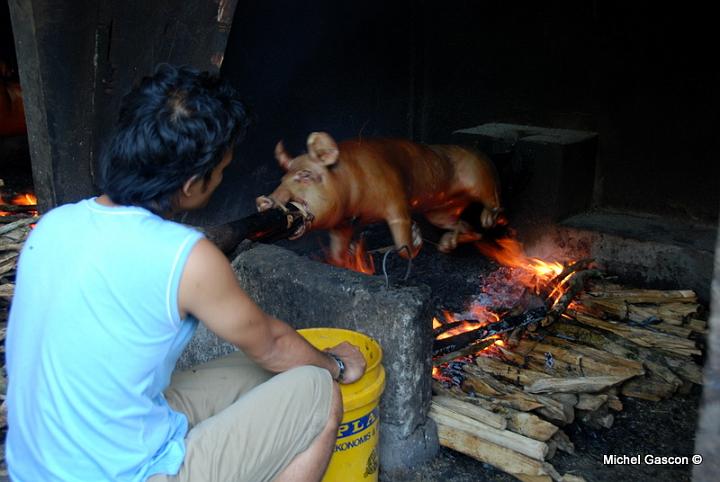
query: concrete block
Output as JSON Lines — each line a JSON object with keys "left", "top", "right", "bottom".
{"left": 453, "top": 123, "right": 598, "bottom": 227}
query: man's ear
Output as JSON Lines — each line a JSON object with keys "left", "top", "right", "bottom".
{"left": 181, "top": 174, "right": 202, "bottom": 197}
{"left": 307, "top": 132, "right": 339, "bottom": 166}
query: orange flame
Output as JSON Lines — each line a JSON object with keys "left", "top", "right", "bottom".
{"left": 433, "top": 309, "right": 497, "bottom": 340}
{"left": 432, "top": 237, "right": 580, "bottom": 383}
{"left": 0, "top": 191, "right": 39, "bottom": 217}
{"left": 326, "top": 239, "right": 375, "bottom": 274}
{"left": 12, "top": 193, "right": 37, "bottom": 205}
{"left": 476, "top": 237, "right": 564, "bottom": 293}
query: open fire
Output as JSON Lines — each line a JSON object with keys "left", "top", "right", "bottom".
{"left": 425, "top": 236, "right": 705, "bottom": 481}
{"left": 0, "top": 192, "right": 38, "bottom": 217}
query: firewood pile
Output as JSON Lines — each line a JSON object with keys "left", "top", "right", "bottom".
{"left": 429, "top": 261, "right": 706, "bottom": 482}
{"left": 0, "top": 214, "right": 38, "bottom": 436}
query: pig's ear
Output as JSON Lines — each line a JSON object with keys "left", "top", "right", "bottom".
{"left": 307, "top": 132, "right": 339, "bottom": 166}
{"left": 274, "top": 141, "right": 293, "bottom": 171}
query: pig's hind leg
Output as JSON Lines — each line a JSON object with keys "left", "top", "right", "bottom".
{"left": 424, "top": 207, "right": 482, "bottom": 253}
{"left": 385, "top": 214, "right": 423, "bottom": 259}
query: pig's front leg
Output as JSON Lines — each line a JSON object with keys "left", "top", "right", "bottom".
{"left": 328, "top": 226, "right": 354, "bottom": 266}
{"left": 386, "top": 213, "right": 423, "bottom": 259}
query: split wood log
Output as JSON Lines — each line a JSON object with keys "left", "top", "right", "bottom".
{"left": 539, "top": 258, "right": 595, "bottom": 301}
{"left": 620, "top": 371, "right": 677, "bottom": 401}
{"left": 432, "top": 395, "right": 507, "bottom": 430}
{"left": 525, "top": 375, "right": 633, "bottom": 394}
{"left": 545, "top": 439, "right": 557, "bottom": 460}
{"left": 433, "top": 382, "right": 559, "bottom": 441}
{"left": 543, "top": 269, "right": 603, "bottom": 327}
{"left": 585, "top": 288, "right": 697, "bottom": 304}
{"left": 433, "top": 307, "right": 547, "bottom": 357}
{"left": 432, "top": 338, "right": 496, "bottom": 366}
{"left": 539, "top": 336, "right": 646, "bottom": 377}
{"left": 0, "top": 204, "right": 37, "bottom": 214}
{"left": 513, "top": 339, "right": 645, "bottom": 379}
{"left": 0, "top": 214, "right": 36, "bottom": 224}
{"left": 430, "top": 402, "right": 550, "bottom": 460}
{"left": 0, "top": 241, "right": 23, "bottom": 252}
{"left": 506, "top": 411, "right": 560, "bottom": 443}
{"left": 433, "top": 319, "right": 485, "bottom": 338}
{"left": 433, "top": 420, "right": 560, "bottom": 481}
{"left": 560, "top": 475, "right": 586, "bottom": 482}
{"left": 577, "top": 405, "right": 614, "bottom": 429}
{"left": 571, "top": 312, "right": 701, "bottom": 357}
{"left": 0, "top": 258, "right": 17, "bottom": 277}
{"left": 461, "top": 367, "right": 571, "bottom": 424}
{"left": 473, "top": 354, "right": 551, "bottom": 386}
{"left": 461, "top": 369, "right": 544, "bottom": 412}
{"left": 663, "top": 355, "right": 703, "bottom": 385}
{"left": 686, "top": 318, "right": 708, "bottom": 335}
{"left": 550, "top": 430, "right": 575, "bottom": 455}
{"left": 548, "top": 393, "right": 578, "bottom": 408}
{"left": 0, "top": 217, "right": 36, "bottom": 236}
{"left": 606, "top": 394, "right": 623, "bottom": 411}
{"left": 0, "top": 283, "right": 13, "bottom": 299}
{"left": 545, "top": 394, "right": 577, "bottom": 425}
{"left": 581, "top": 298, "right": 699, "bottom": 331}
{"left": 517, "top": 476, "right": 555, "bottom": 482}
{"left": 548, "top": 321, "right": 685, "bottom": 388}
{"left": 576, "top": 393, "right": 608, "bottom": 411}
{"left": 495, "top": 344, "right": 529, "bottom": 365}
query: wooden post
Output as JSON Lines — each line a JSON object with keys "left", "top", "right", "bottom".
{"left": 694, "top": 226, "right": 720, "bottom": 481}
{"left": 7, "top": 0, "right": 239, "bottom": 211}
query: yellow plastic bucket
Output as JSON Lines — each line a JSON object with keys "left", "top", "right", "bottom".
{"left": 298, "top": 328, "right": 386, "bottom": 482}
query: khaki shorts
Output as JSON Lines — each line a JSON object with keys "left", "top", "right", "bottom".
{"left": 148, "top": 350, "right": 334, "bottom": 482}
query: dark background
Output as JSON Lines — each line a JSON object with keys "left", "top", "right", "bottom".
{"left": 2, "top": 0, "right": 718, "bottom": 226}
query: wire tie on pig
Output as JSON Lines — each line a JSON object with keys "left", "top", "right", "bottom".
{"left": 381, "top": 245, "right": 412, "bottom": 289}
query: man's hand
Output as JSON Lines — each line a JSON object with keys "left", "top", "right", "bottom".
{"left": 326, "top": 342, "right": 367, "bottom": 384}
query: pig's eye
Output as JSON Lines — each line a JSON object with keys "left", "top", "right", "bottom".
{"left": 294, "top": 169, "right": 316, "bottom": 183}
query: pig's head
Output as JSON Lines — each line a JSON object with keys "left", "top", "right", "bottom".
{"left": 256, "top": 132, "right": 344, "bottom": 239}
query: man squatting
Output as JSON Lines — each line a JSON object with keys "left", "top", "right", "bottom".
{"left": 6, "top": 64, "right": 367, "bottom": 481}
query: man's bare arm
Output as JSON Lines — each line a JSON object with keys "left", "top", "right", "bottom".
{"left": 178, "top": 238, "right": 365, "bottom": 382}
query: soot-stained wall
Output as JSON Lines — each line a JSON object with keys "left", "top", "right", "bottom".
{"left": 415, "top": 1, "right": 718, "bottom": 224}
{"left": 183, "top": 0, "right": 419, "bottom": 225}
{"left": 189, "top": 0, "right": 717, "bottom": 228}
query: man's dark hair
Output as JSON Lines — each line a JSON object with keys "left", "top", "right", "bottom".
{"left": 99, "top": 64, "right": 249, "bottom": 214}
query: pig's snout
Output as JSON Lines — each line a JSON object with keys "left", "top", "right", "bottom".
{"left": 256, "top": 195, "right": 276, "bottom": 212}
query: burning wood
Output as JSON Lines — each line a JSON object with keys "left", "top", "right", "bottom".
{"left": 433, "top": 307, "right": 547, "bottom": 357}
{"left": 429, "top": 236, "right": 707, "bottom": 481}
